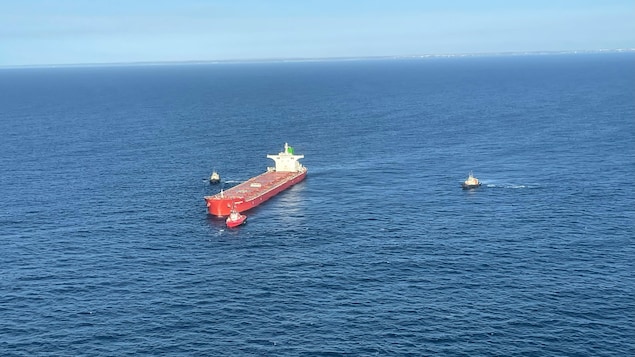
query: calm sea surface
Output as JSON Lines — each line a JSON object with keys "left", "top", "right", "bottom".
{"left": 1, "top": 53, "right": 634, "bottom": 356}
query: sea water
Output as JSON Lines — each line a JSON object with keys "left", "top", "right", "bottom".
{"left": 1, "top": 53, "right": 634, "bottom": 355}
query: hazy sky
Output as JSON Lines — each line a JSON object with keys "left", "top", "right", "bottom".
{"left": 1, "top": 0, "right": 634, "bottom": 66}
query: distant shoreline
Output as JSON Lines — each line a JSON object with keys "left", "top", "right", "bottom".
{"left": 2, "top": 48, "right": 634, "bottom": 70}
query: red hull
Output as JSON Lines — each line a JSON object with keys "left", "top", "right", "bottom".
{"left": 226, "top": 214, "right": 247, "bottom": 228}
{"left": 204, "top": 168, "right": 307, "bottom": 217}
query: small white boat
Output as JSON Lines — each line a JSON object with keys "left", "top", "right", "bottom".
{"left": 462, "top": 171, "right": 482, "bottom": 189}
{"left": 209, "top": 170, "right": 220, "bottom": 184}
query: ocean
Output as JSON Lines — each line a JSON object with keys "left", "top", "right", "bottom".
{"left": 1, "top": 53, "right": 634, "bottom": 356}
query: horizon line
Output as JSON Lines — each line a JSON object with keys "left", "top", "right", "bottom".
{"left": 2, "top": 48, "right": 634, "bottom": 70}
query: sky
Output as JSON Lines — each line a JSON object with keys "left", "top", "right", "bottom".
{"left": 1, "top": 0, "right": 634, "bottom": 66}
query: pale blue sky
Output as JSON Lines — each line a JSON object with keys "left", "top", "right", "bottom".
{"left": 1, "top": 0, "right": 634, "bottom": 66}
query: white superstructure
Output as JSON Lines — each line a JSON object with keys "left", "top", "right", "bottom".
{"left": 267, "top": 143, "right": 305, "bottom": 172}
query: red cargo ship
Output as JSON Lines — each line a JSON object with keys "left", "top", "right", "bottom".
{"left": 204, "top": 143, "right": 307, "bottom": 217}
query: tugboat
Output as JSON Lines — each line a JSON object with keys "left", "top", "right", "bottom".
{"left": 209, "top": 170, "right": 220, "bottom": 184}
{"left": 462, "top": 171, "right": 482, "bottom": 189}
{"left": 225, "top": 208, "right": 247, "bottom": 228}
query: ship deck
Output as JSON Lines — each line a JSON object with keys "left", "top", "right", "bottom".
{"left": 206, "top": 169, "right": 305, "bottom": 202}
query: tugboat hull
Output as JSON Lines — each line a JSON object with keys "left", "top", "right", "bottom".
{"left": 226, "top": 213, "right": 247, "bottom": 228}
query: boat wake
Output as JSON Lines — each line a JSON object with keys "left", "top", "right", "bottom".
{"left": 485, "top": 183, "right": 534, "bottom": 189}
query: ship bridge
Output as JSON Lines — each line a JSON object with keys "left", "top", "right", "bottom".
{"left": 267, "top": 143, "right": 305, "bottom": 172}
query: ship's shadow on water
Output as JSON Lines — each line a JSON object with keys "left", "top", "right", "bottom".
{"left": 204, "top": 214, "right": 226, "bottom": 227}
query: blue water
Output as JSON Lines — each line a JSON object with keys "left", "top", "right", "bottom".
{"left": 1, "top": 53, "right": 634, "bottom": 356}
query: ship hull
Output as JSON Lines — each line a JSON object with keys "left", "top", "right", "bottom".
{"left": 204, "top": 169, "right": 307, "bottom": 216}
